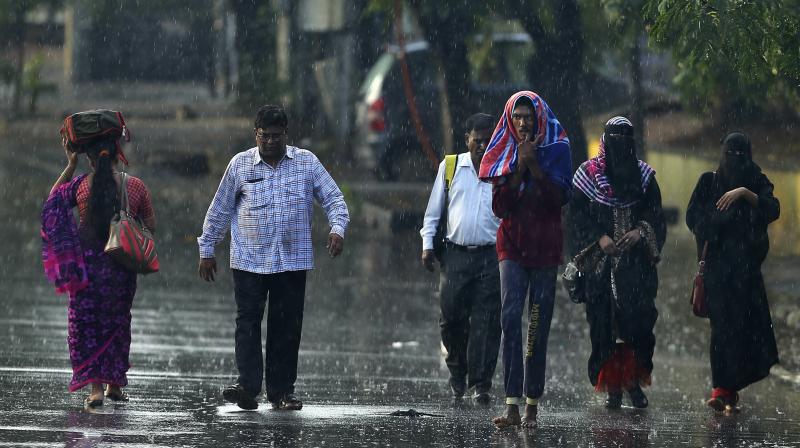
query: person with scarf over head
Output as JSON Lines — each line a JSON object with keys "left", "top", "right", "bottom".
{"left": 686, "top": 132, "right": 780, "bottom": 414}
{"left": 569, "top": 117, "right": 666, "bottom": 409}
{"left": 479, "top": 91, "right": 572, "bottom": 428}
{"left": 42, "top": 126, "right": 155, "bottom": 408}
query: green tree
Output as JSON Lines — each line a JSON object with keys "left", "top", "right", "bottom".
{"left": 0, "top": 0, "right": 62, "bottom": 115}
{"left": 644, "top": 0, "right": 800, "bottom": 124}
{"left": 22, "top": 52, "right": 57, "bottom": 114}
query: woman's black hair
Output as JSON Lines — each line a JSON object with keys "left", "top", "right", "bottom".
{"left": 84, "top": 137, "right": 119, "bottom": 241}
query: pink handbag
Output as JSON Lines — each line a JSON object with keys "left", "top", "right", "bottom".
{"left": 104, "top": 173, "right": 159, "bottom": 274}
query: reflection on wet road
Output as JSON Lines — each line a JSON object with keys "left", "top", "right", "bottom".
{"left": 1, "top": 136, "right": 799, "bottom": 447}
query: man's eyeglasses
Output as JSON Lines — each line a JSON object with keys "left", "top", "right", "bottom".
{"left": 255, "top": 131, "right": 284, "bottom": 142}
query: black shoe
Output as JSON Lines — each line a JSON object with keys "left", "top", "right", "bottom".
{"left": 627, "top": 386, "right": 648, "bottom": 408}
{"left": 449, "top": 378, "right": 466, "bottom": 399}
{"left": 605, "top": 392, "right": 623, "bottom": 409}
{"left": 223, "top": 383, "right": 258, "bottom": 410}
{"left": 272, "top": 393, "right": 303, "bottom": 411}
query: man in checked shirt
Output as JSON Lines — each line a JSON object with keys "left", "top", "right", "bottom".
{"left": 197, "top": 105, "right": 349, "bottom": 411}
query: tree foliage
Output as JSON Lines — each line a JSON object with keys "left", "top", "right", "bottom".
{"left": 644, "top": 0, "right": 800, "bottom": 121}
{"left": 0, "top": 0, "right": 63, "bottom": 114}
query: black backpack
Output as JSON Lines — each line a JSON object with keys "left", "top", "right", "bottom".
{"left": 60, "top": 109, "right": 130, "bottom": 151}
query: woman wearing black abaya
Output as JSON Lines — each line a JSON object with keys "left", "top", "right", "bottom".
{"left": 686, "top": 132, "right": 780, "bottom": 414}
{"left": 569, "top": 117, "right": 666, "bottom": 409}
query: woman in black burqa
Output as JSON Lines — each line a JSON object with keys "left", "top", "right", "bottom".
{"left": 569, "top": 117, "right": 666, "bottom": 409}
{"left": 686, "top": 131, "right": 780, "bottom": 414}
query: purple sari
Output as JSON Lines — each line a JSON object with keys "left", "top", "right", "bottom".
{"left": 42, "top": 175, "right": 137, "bottom": 392}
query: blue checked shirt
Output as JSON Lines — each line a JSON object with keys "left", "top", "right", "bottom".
{"left": 198, "top": 146, "right": 349, "bottom": 274}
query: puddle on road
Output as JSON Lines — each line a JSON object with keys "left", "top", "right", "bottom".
{"left": 216, "top": 403, "right": 439, "bottom": 420}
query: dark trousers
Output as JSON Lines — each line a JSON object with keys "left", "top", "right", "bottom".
{"left": 232, "top": 269, "right": 306, "bottom": 403}
{"left": 439, "top": 247, "right": 501, "bottom": 393}
{"left": 499, "top": 260, "right": 557, "bottom": 402}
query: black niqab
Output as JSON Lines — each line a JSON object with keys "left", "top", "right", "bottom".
{"left": 718, "top": 132, "right": 758, "bottom": 189}
{"left": 604, "top": 122, "right": 641, "bottom": 203}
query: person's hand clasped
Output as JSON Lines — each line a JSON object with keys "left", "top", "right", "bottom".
{"left": 517, "top": 133, "right": 544, "bottom": 171}
{"left": 198, "top": 257, "right": 217, "bottom": 282}
{"left": 616, "top": 229, "right": 641, "bottom": 252}
{"left": 599, "top": 235, "right": 619, "bottom": 256}
{"left": 421, "top": 249, "right": 436, "bottom": 272}
{"left": 327, "top": 233, "right": 344, "bottom": 258}
{"left": 716, "top": 187, "right": 748, "bottom": 211}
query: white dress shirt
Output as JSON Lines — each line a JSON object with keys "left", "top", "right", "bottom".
{"left": 420, "top": 152, "right": 501, "bottom": 250}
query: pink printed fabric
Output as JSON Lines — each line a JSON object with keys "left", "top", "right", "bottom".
{"left": 478, "top": 91, "right": 572, "bottom": 190}
{"left": 41, "top": 174, "right": 89, "bottom": 295}
{"left": 42, "top": 173, "right": 137, "bottom": 391}
{"left": 67, "top": 236, "right": 136, "bottom": 392}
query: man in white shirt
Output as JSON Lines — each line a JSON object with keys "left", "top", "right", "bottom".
{"left": 420, "top": 113, "right": 502, "bottom": 403}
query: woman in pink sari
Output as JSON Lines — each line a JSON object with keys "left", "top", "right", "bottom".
{"left": 42, "top": 132, "right": 155, "bottom": 407}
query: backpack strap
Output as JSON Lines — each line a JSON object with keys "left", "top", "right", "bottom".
{"left": 435, "top": 154, "right": 459, "bottom": 251}
{"left": 444, "top": 154, "right": 458, "bottom": 191}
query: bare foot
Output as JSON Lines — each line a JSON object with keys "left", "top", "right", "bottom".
{"left": 493, "top": 404, "right": 521, "bottom": 429}
{"left": 105, "top": 385, "right": 129, "bottom": 402}
{"left": 85, "top": 383, "right": 104, "bottom": 407}
{"left": 89, "top": 383, "right": 103, "bottom": 401}
{"left": 521, "top": 404, "right": 537, "bottom": 428}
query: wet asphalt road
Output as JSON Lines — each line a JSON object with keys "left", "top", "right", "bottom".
{"left": 1, "top": 125, "right": 799, "bottom": 447}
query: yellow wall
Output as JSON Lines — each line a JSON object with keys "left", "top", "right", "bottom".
{"left": 647, "top": 152, "right": 800, "bottom": 257}
{"left": 579, "top": 140, "right": 799, "bottom": 256}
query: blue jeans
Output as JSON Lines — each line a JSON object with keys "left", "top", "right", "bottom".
{"left": 499, "top": 260, "right": 557, "bottom": 403}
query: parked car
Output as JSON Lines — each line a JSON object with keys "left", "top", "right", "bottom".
{"left": 354, "top": 34, "right": 534, "bottom": 180}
